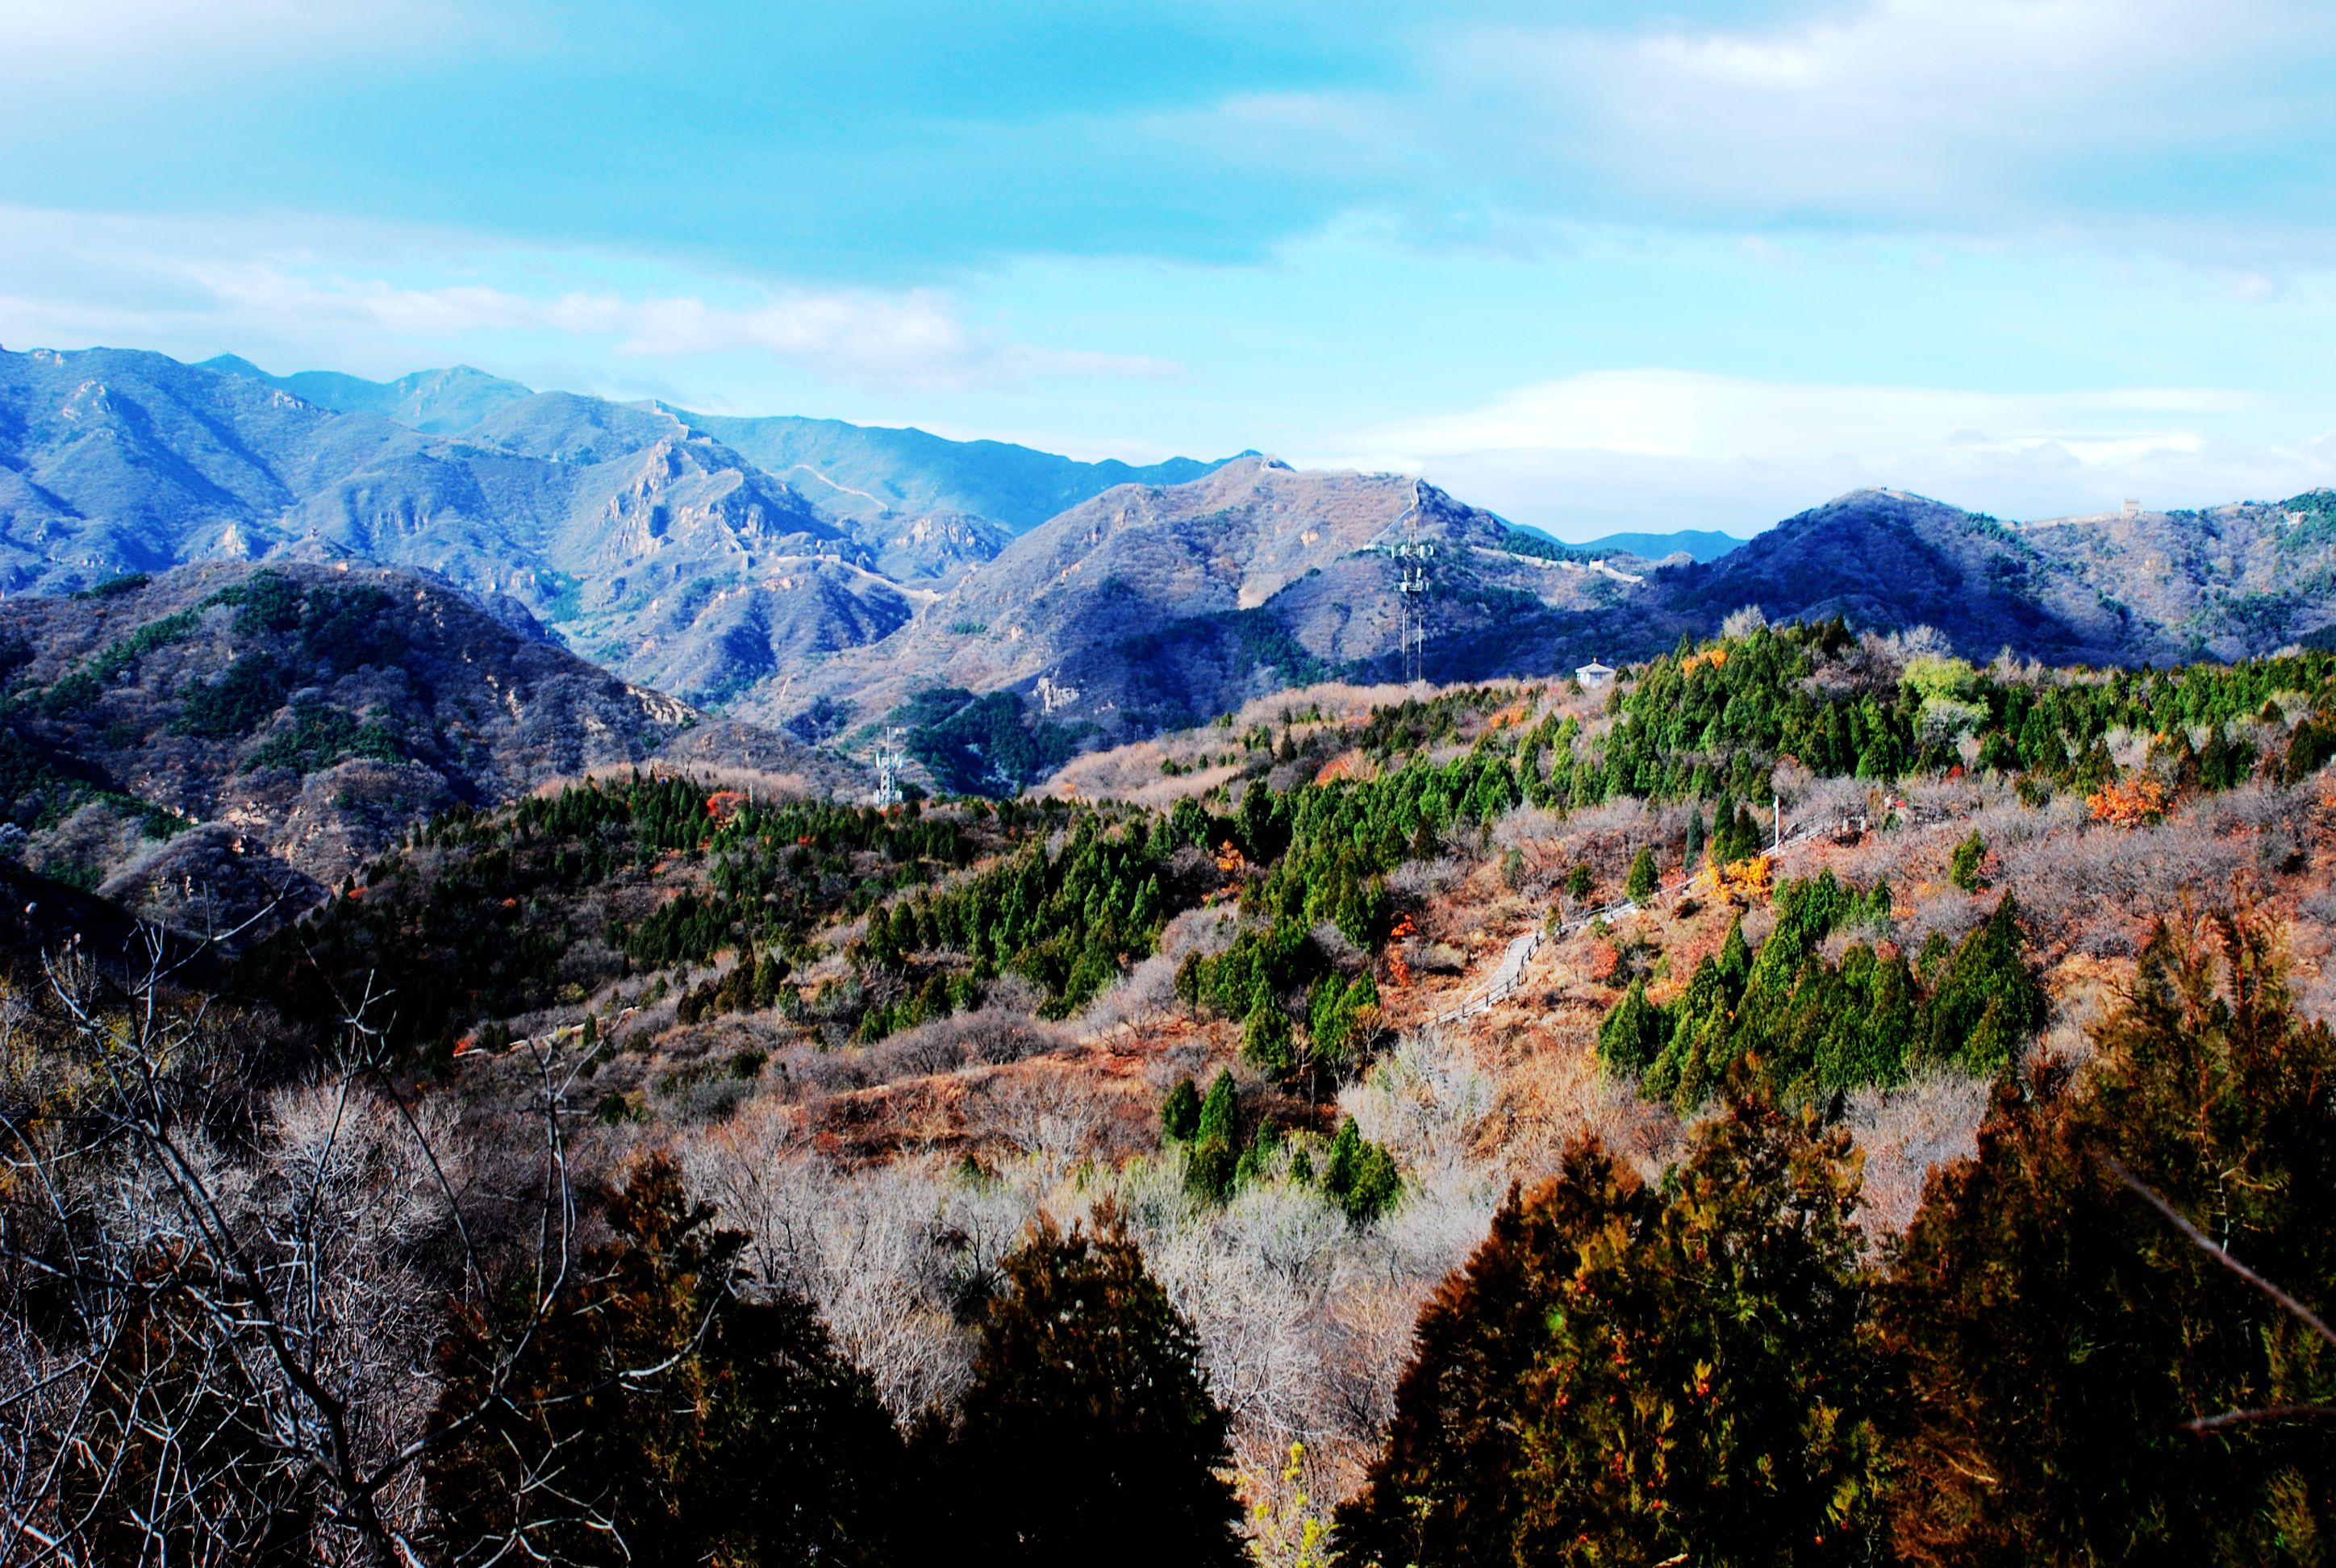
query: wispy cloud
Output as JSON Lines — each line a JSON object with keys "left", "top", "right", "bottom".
{"left": 1508, "top": 0, "right": 2332, "bottom": 237}
{"left": 0, "top": 206, "right": 1173, "bottom": 392}
{"left": 1362, "top": 371, "right": 2254, "bottom": 465}
{"left": 1330, "top": 369, "right": 2336, "bottom": 536}
{"left": 1182, "top": 0, "right": 2336, "bottom": 260}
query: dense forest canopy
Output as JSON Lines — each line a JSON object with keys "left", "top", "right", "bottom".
{"left": 8, "top": 615, "right": 2335, "bottom": 1562}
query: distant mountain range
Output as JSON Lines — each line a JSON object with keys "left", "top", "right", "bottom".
{"left": 1571, "top": 528, "right": 1748, "bottom": 564}
{"left": 764, "top": 457, "right": 1657, "bottom": 786}
{"left": 768, "top": 469, "right": 2336, "bottom": 785}
{"left": 4, "top": 342, "right": 2334, "bottom": 796}
{"left": 200, "top": 352, "right": 1232, "bottom": 531}
{"left": 198, "top": 356, "right": 536, "bottom": 433}
{"left": 0, "top": 345, "right": 1237, "bottom": 705}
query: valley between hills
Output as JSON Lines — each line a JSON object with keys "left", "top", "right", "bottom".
{"left": 4, "top": 344, "right": 2336, "bottom": 1563}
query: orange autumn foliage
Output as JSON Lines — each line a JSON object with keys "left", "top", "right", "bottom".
{"left": 2085, "top": 774, "right": 2171, "bottom": 827}
{"left": 1313, "top": 749, "right": 1374, "bottom": 786}
{"left": 1384, "top": 914, "right": 1418, "bottom": 988}
{"left": 1692, "top": 854, "right": 1772, "bottom": 902}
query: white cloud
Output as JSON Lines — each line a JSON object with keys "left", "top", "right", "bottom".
{"left": 0, "top": 205, "right": 1170, "bottom": 393}
{"left": 1193, "top": 0, "right": 2336, "bottom": 255}
{"left": 1523, "top": 0, "right": 2285, "bottom": 223}
{"left": 1363, "top": 371, "right": 2250, "bottom": 465}
{"left": 1327, "top": 369, "right": 2336, "bottom": 536}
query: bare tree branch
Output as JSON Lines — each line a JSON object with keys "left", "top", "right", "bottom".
{"left": 2102, "top": 1153, "right": 2336, "bottom": 1437}
{"left": 2102, "top": 1155, "right": 2336, "bottom": 1349}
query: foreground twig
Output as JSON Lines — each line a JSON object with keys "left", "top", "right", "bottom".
{"left": 2103, "top": 1154, "right": 2336, "bottom": 1433}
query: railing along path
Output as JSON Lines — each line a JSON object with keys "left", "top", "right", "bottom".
{"left": 1428, "top": 803, "right": 1900, "bottom": 1025}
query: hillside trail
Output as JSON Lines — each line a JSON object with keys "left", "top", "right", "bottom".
{"left": 1428, "top": 798, "right": 1925, "bottom": 1025}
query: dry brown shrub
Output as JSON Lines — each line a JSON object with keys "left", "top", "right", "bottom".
{"left": 1998, "top": 820, "right": 2244, "bottom": 955}
{"left": 1482, "top": 1028, "right": 1681, "bottom": 1182}
{"left": 1897, "top": 882, "right": 1987, "bottom": 953}
{"left": 1159, "top": 903, "right": 1241, "bottom": 964}
{"left": 560, "top": 760, "right": 821, "bottom": 803}
{"left": 2192, "top": 778, "right": 2317, "bottom": 840}
{"left": 962, "top": 1066, "right": 1122, "bottom": 1175}
{"left": 1074, "top": 951, "right": 1183, "bottom": 1035}
{"left": 1845, "top": 1071, "right": 1990, "bottom": 1234}
{"left": 1490, "top": 804, "right": 1565, "bottom": 853}
{"left": 1903, "top": 771, "right": 1988, "bottom": 818}
{"left": 865, "top": 1007, "right": 1073, "bottom": 1082}
{"left": 1387, "top": 855, "right": 1466, "bottom": 899}
{"left": 1794, "top": 775, "right": 1868, "bottom": 827}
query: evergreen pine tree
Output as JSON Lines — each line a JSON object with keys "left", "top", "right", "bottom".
{"left": 426, "top": 1157, "right": 903, "bottom": 1567}
{"left": 1597, "top": 978, "right": 1668, "bottom": 1072}
{"left": 1920, "top": 895, "right": 2046, "bottom": 1073}
{"left": 1241, "top": 999, "right": 1295, "bottom": 1077}
{"left": 922, "top": 1208, "right": 1245, "bottom": 1568}
{"left": 1949, "top": 830, "right": 1987, "bottom": 891}
{"left": 1159, "top": 1076, "right": 1201, "bottom": 1141}
{"left": 1187, "top": 1071, "right": 1242, "bottom": 1202}
{"left": 1625, "top": 845, "right": 1657, "bottom": 903}
{"left": 1885, "top": 910, "right": 2336, "bottom": 1563}
{"left": 1322, "top": 1116, "right": 1401, "bottom": 1225}
{"left": 1340, "top": 1100, "right": 1885, "bottom": 1566}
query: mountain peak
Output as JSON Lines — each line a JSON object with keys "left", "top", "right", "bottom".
{"left": 196, "top": 352, "right": 271, "bottom": 379}
{"left": 1816, "top": 486, "right": 1963, "bottom": 513}
{"left": 194, "top": 353, "right": 536, "bottom": 432}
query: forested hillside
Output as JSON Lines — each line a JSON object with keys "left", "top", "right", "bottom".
{"left": 7, "top": 609, "right": 2332, "bottom": 1561}
{"left": 0, "top": 561, "right": 723, "bottom": 926}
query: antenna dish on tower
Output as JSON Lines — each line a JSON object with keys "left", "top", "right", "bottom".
{"left": 1390, "top": 479, "right": 1433, "bottom": 686}
{"left": 869, "top": 727, "right": 907, "bottom": 808}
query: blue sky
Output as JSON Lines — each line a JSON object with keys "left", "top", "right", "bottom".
{"left": 3, "top": 0, "right": 2334, "bottom": 536}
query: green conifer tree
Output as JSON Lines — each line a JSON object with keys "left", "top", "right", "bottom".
{"left": 1159, "top": 1076, "right": 1201, "bottom": 1141}
{"left": 1242, "top": 999, "right": 1295, "bottom": 1077}
{"left": 1885, "top": 911, "right": 2336, "bottom": 1562}
{"left": 923, "top": 1209, "right": 1245, "bottom": 1568}
{"left": 1625, "top": 845, "right": 1658, "bottom": 903}
{"left": 1949, "top": 829, "right": 1987, "bottom": 891}
{"left": 1322, "top": 1116, "right": 1401, "bottom": 1225}
{"left": 1339, "top": 1099, "right": 1885, "bottom": 1566}
{"left": 425, "top": 1157, "right": 903, "bottom": 1567}
{"left": 1597, "top": 978, "right": 1668, "bottom": 1072}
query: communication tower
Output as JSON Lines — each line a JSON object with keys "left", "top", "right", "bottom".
{"left": 1392, "top": 481, "right": 1433, "bottom": 686}
{"left": 869, "top": 727, "right": 907, "bottom": 809}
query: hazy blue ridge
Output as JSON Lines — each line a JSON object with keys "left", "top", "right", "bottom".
{"left": 192, "top": 349, "right": 1245, "bottom": 533}
{"left": 678, "top": 408, "right": 1246, "bottom": 532}
{"left": 198, "top": 355, "right": 536, "bottom": 433}
{"left": 1572, "top": 529, "right": 1750, "bottom": 564}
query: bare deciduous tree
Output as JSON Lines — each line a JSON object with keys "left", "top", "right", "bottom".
{"left": 0, "top": 928, "right": 624, "bottom": 1567}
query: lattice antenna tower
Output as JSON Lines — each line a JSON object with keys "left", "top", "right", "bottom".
{"left": 869, "top": 727, "right": 907, "bottom": 809}
{"left": 1393, "top": 479, "right": 1433, "bottom": 686}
